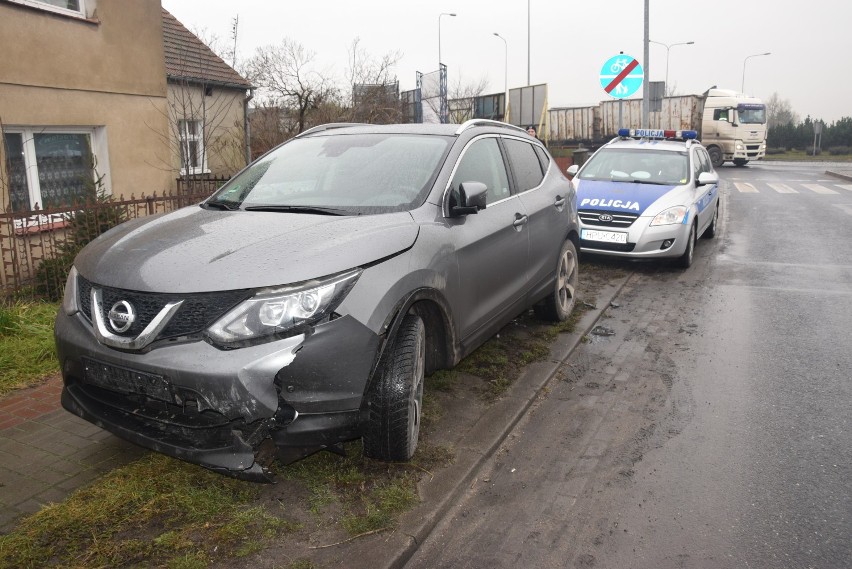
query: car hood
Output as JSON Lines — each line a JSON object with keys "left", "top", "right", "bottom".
{"left": 75, "top": 207, "right": 419, "bottom": 292}
{"left": 576, "top": 179, "right": 681, "bottom": 215}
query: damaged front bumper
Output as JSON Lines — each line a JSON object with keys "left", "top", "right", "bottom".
{"left": 55, "top": 309, "right": 380, "bottom": 482}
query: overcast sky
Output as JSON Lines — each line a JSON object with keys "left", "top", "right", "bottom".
{"left": 162, "top": 0, "right": 849, "bottom": 123}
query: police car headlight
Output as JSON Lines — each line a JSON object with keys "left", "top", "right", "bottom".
{"left": 650, "top": 206, "right": 688, "bottom": 226}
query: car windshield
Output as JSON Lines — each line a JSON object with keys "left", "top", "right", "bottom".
{"left": 207, "top": 133, "right": 452, "bottom": 214}
{"left": 737, "top": 105, "right": 766, "bottom": 124}
{"left": 578, "top": 148, "right": 689, "bottom": 186}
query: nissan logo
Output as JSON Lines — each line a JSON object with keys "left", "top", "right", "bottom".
{"left": 599, "top": 214, "right": 614, "bottom": 222}
{"left": 107, "top": 301, "right": 136, "bottom": 333}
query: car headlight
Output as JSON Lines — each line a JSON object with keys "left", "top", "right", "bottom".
{"left": 736, "top": 143, "right": 744, "bottom": 150}
{"left": 650, "top": 206, "right": 689, "bottom": 226}
{"left": 206, "top": 268, "right": 361, "bottom": 347}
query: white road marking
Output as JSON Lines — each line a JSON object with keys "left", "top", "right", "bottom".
{"left": 802, "top": 184, "right": 839, "bottom": 194}
{"left": 767, "top": 183, "right": 798, "bottom": 194}
{"left": 734, "top": 182, "right": 759, "bottom": 193}
{"left": 835, "top": 184, "right": 852, "bottom": 192}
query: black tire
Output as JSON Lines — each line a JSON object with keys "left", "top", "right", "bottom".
{"left": 534, "top": 239, "right": 578, "bottom": 322}
{"left": 702, "top": 204, "right": 719, "bottom": 239}
{"left": 733, "top": 158, "right": 749, "bottom": 166}
{"left": 676, "top": 223, "right": 696, "bottom": 269}
{"left": 708, "top": 146, "right": 723, "bottom": 168}
{"left": 363, "top": 313, "right": 425, "bottom": 461}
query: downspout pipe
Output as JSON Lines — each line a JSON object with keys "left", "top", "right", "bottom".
{"left": 244, "top": 87, "right": 255, "bottom": 165}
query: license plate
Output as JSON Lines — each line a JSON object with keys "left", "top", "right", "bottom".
{"left": 82, "top": 358, "right": 173, "bottom": 403}
{"left": 582, "top": 228, "right": 628, "bottom": 244}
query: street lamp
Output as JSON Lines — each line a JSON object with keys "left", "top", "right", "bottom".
{"left": 649, "top": 40, "right": 694, "bottom": 96}
{"left": 493, "top": 33, "right": 508, "bottom": 108}
{"left": 741, "top": 52, "right": 771, "bottom": 93}
{"left": 438, "top": 12, "right": 456, "bottom": 66}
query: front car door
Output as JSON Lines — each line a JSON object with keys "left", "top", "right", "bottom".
{"left": 445, "top": 136, "right": 531, "bottom": 347}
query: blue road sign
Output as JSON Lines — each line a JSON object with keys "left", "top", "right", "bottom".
{"left": 600, "top": 54, "right": 644, "bottom": 99}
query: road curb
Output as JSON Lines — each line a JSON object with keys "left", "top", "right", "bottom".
{"left": 377, "top": 273, "right": 634, "bottom": 569}
{"left": 825, "top": 169, "right": 852, "bottom": 182}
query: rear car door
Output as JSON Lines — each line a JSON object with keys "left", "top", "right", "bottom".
{"left": 503, "top": 137, "right": 568, "bottom": 295}
{"left": 447, "top": 136, "right": 531, "bottom": 345}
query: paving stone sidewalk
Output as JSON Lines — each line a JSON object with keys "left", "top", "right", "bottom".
{"left": 0, "top": 376, "right": 144, "bottom": 532}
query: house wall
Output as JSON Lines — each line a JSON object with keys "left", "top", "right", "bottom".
{"left": 0, "top": 0, "right": 173, "bottom": 200}
{"left": 166, "top": 82, "right": 248, "bottom": 178}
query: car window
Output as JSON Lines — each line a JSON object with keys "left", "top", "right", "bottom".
{"left": 579, "top": 148, "right": 688, "bottom": 185}
{"left": 209, "top": 134, "right": 451, "bottom": 214}
{"left": 450, "top": 137, "right": 511, "bottom": 205}
{"left": 504, "top": 138, "right": 545, "bottom": 192}
{"left": 533, "top": 145, "right": 551, "bottom": 174}
{"left": 696, "top": 148, "right": 712, "bottom": 174}
{"left": 692, "top": 148, "right": 702, "bottom": 181}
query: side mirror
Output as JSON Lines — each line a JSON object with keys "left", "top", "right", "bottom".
{"left": 566, "top": 164, "right": 579, "bottom": 178}
{"left": 451, "top": 181, "right": 488, "bottom": 216}
{"left": 697, "top": 171, "right": 719, "bottom": 186}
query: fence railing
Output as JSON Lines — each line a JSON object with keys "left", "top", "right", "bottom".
{"left": 1, "top": 186, "right": 222, "bottom": 301}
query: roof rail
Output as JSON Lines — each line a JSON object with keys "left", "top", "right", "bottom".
{"left": 455, "top": 119, "right": 527, "bottom": 135}
{"left": 295, "top": 123, "right": 370, "bottom": 138}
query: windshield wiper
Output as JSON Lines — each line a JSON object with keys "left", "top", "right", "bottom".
{"left": 202, "top": 200, "right": 240, "bottom": 210}
{"left": 243, "top": 205, "right": 352, "bottom": 216}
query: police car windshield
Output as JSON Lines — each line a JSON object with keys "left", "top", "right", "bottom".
{"left": 579, "top": 148, "right": 688, "bottom": 186}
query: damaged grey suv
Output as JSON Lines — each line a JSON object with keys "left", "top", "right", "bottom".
{"left": 55, "top": 120, "right": 580, "bottom": 481}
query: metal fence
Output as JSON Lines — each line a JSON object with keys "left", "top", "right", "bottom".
{"left": 1, "top": 185, "right": 222, "bottom": 301}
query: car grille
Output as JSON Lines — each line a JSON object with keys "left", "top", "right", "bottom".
{"left": 78, "top": 275, "right": 251, "bottom": 341}
{"left": 579, "top": 209, "right": 640, "bottom": 228}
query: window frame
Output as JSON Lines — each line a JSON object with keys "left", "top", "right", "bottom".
{"left": 6, "top": 0, "right": 89, "bottom": 19}
{"left": 178, "top": 119, "right": 208, "bottom": 176}
{"left": 2, "top": 126, "right": 110, "bottom": 229}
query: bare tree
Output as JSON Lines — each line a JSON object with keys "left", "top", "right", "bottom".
{"left": 447, "top": 74, "right": 489, "bottom": 123}
{"left": 247, "top": 39, "right": 339, "bottom": 135}
{"left": 765, "top": 92, "right": 800, "bottom": 129}
{"left": 346, "top": 38, "right": 403, "bottom": 124}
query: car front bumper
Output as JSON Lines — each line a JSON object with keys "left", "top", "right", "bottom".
{"left": 579, "top": 217, "right": 692, "bottom": 259}
{"left": 55, "top": 309, "right": 380, "bottom": 481}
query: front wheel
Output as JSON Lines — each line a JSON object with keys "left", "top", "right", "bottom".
{"left": 733, "top": 158, "right": 749, "bottom": 166}
{"left": 363, "top": 313, "right": 425, "bottom": 461}
{"left": 708, "top": 146, "right": 723, "bottom": 168}
{"left": 534, "top": 239, "right": 578, "bottom": 322}
{"left": 702, "top": 205, "right": 719, "bottom": 239}
{"left": 676, "top": 223, "right": 696, "bottom": 269}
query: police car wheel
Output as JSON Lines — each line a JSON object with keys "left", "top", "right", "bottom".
{"left": 702, "top": 206, "right": 719, "bottom": 239}
{"left": 676, "top": 223, "right": 696, "bottom": 268}
{"left": 534, "top": 239, "right": 578, "bottom": 322}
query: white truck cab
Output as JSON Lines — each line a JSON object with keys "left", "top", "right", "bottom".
{"left": 700, "top": 88, "right": 767, "bottom": 167}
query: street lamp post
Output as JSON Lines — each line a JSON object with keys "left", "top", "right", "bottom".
{"left": 741, "top": 52, "right": 771, "bottom": 93}
{"left": 493, "top": 33, "right": 508, "bottom": 116}
{"left": 438, "top": 12, "right": 456, "bottom": 66}
{"left": 649, "top": 40, "right": 694, "bottom": 96}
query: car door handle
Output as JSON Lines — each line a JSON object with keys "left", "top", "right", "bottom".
{"left": 554, "top": 195, "right": 566, "bottom": 209}
{"left": 512, "top": 213, "right": 528, "bottom": 228}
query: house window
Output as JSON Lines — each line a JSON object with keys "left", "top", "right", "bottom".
{"left": 178, "top": 119, "right": 207, "bottom": 175}
{"left": 3, "top": 127, "right": 108, "bottom": 213}
{"left": 7, "top": 0, "right": 88, "bottom": 18}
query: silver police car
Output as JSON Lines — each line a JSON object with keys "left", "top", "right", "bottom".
{"left": 567, "top": 129, "right": 720, "bottom": 268}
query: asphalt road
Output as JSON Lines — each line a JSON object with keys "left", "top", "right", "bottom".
{"left": 405, "top": 162, "right": 852, "bottom": 569}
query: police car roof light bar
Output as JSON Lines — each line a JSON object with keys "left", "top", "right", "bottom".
{"left": 617, "top": 128, "right": 698, "bottom": 141}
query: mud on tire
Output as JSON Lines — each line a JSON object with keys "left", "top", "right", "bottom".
{"left": 363, "top": 313, "right": 426, "bottom": 461}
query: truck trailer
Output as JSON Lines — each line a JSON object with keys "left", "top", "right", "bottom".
{"left": 549, "top": 88, "right": 768, "bottom": 167}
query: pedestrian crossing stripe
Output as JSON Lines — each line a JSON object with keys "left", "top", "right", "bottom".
{"left": 734, "top": 182, "right": 758, "bottom": 193}
{"left": 802, "top": 184, "right": 839, "bottom": 195}
{"left": 767, "top": 183, "right": 797, "bottom": 193}
{"left": 732, "top": 182, "right": 851, "bottom": 194}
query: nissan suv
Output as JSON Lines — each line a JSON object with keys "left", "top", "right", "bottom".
{"left": 55, "top": 120, "right": 580, "bottom": 481}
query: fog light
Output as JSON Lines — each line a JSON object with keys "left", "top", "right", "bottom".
{"left": 661, "top": 239, "right": 674, "bottom": 250}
